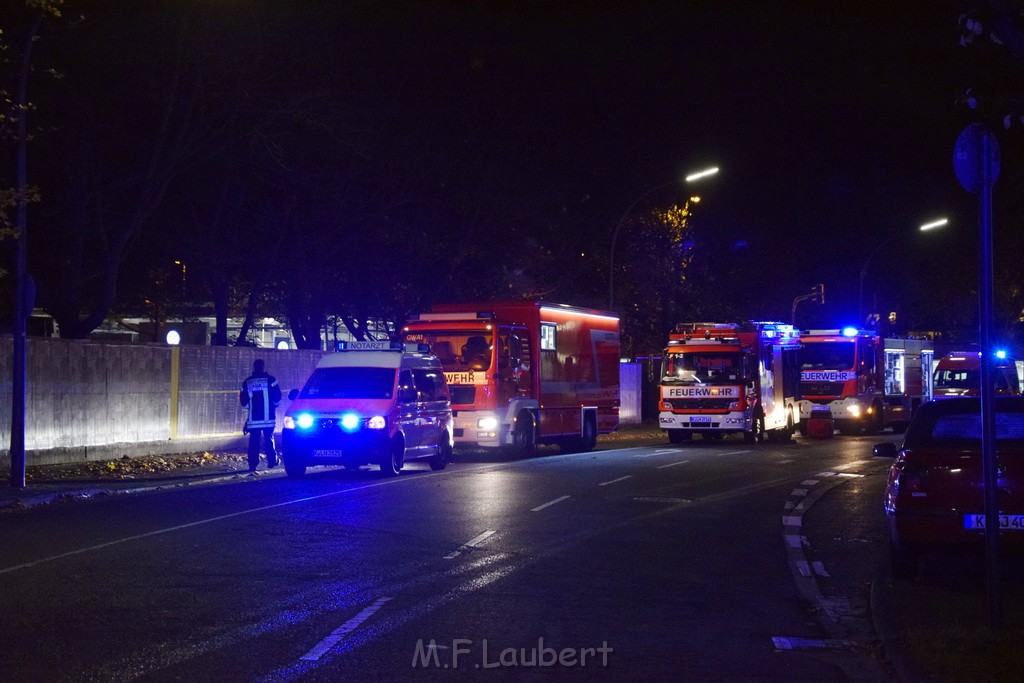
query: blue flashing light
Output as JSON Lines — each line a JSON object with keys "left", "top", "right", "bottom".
{"left": 841, "top": 327, "right": 859, "bottom": 338}
{"left": 340, "top": 413, "right": 362, "bottom": 432}
{"left": 296, "top": 413, "right": 315, "bottom": 430}
{"left": 995, "top": 349, "right": 1008, "bottom": 360}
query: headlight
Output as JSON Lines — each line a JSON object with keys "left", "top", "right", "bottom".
{"left": 367, "top": 415, "right": 387, "bottom": 430}
{"left": 283, "top": 416, "right": 295, "bottom": 429}
{"left": 477, "top": 416, "right": 499, "bottom": 431}
{"left": 296, "top": 413, "right": 315, "bottom": 429}
{"left": 847, "top": 404, "right": 862, "bottom": 418}
{"left": 663, "top": 401, "right": 673, "bottom": 410}
{"left": 728, "top": 401, "right": 739, "bottom": 410}
{"left": 340, "top": 413, "right": 361, "bottom": 432}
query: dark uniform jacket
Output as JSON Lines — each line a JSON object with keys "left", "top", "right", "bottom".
{"left": 240, "top": 371, "right": 282, "bottom": 430}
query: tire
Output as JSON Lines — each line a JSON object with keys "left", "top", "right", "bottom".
{"left": 284, "top": 454, "right": 307, "bottom": 478}
{"left": 430, "top": 434, "right": 452, "bottom": 471}
{"left": 578, "top": 414, "right": 598, "bottom": 452}
{"left": 743, "top": 413, "right": 766, "bottom": 444}
{"left": 667, "top": 430, "right": 692, "bottom": 444}
{"left": 513, "top": 411, "right": 537, "bottom": 456}
{"left": 797, "top": 421, "right": 808, "bottom": 436}
{"left": 890, "top": 542, "right": 919, "bottom": 580}
{"left": 379, "top": 438, "right": 404, "bottom": 477}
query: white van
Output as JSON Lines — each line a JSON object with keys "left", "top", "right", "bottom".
{"left": 281, "top": 341, "right": 454, "bottom": 477}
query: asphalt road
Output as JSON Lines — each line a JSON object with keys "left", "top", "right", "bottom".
{"left": 0, "top": 434, "right": 898, "bottom": 682}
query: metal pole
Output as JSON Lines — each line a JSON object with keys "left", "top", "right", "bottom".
{"left": 978, "top": 129, "right": 1001, "bottom": 631}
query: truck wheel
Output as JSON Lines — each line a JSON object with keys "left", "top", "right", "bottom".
{"left": 380, "top": 438, "right": 404, "bottom": 477}
{"left": 430, "top": 434, "right": 452, "bottom": 471}
{"left": 577, "top": 414, "right": 598, "bottom": 452}
{"left": 743, "top": 413, "right": 766, "bottom": 444}
{"left": 513, "top": 412, "right": 537, "bottom": 456}
{"left": 797, "top": 421, "right": 809, "bottom": 436}
{"left": 667, "top": 430, "right": 692, "bottom": 444}
{"left": 284, "top": 454, "right": 307, "bottom": 478}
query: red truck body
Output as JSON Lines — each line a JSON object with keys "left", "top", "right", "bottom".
{"left": 401, "top": 301, "right": 620, "bottom": 451}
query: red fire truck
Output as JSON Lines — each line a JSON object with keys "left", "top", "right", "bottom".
{"left": 401, "top": 301, "right": 620, "bottom": 452}
{"left": 658, "top": 322, "right": 802, "bottom": 443}
{"left": 797, "top": 328, "right": 934, "bottom": 434}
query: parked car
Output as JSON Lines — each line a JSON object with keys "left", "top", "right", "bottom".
{"left": 281, "top": 341, "right": 454, "bottom": 478}
{"left": 874, "top": 396, "right": 1024, "bottom": 578}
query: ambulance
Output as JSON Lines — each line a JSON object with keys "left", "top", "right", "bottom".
{"left": 281, "top": 341, "right": 454, "bottom": 477}
{"left": 932, "top": 350, "right": 1021, "bottom": 398}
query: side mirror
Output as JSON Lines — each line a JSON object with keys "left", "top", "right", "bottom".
{"left": 873, "top": 442, "right": 898, "bottom": 458}
{"left": 288, "top": 388, "right": 299, "bottom": 401}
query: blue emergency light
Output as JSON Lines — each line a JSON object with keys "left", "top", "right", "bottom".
{"left": 996, "top": 349, "right": 1008, "bottom": 360}
{"left": 296, "top": 413, "right": 315, "bottom": 429}
{"left": 841, "top": 327, "right": 859, "bottom": 338}
{"left": 340, "top": 413, "right": 362, "bottom": 432}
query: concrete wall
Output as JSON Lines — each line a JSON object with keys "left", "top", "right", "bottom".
{"left": 0, "top": 336, "right": 325, "bottom": 467}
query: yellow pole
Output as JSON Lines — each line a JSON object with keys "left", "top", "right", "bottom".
{"left": 169, "top": 345, "right": 181, "bottom": 439}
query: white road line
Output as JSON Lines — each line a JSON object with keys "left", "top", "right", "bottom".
{"left": 443, "top": 529, "right": 497, "bottom": 559}
{"left": 784, "top": 501, "right": 795, "bottom": 510}
{"left": 800, "top": 480, "right": 819, "bottom": 486}
{"left": 837, "top": 472, "right": 864, "bottom": 478}
{"left": 813, "top": 561, "right": 830, "bottom": 577}
{"left": 598, "top": 475, "right": 632, "bottom": 487}
{"left": 634, "top": 452, "right": 660, "bottom": 458}
{"left": 796, "top": 560, "right": 811, "bottom": 577}
{"left": 721, "top": 450, "right": 752, "bottom": 456}
{"left": 652, "top": 449, "right": 677, "bottom": 454}
{"left": 776, "top": 458, "right": 795, "bottom": 464}
{"left": 782, "top": 515, "right": 802, "bottom": 527}
{"left": 785, "top": 534, "right": 804, "bottom": 548}
{"left": 656, "top": 460, "right": 690, "bottom": 469}
{"left": 299, "top": 597, "right": 392, "bottom": 661}
{"left": 531, "top": 495, "right": 570, "bottom": 512}
{"left": 833, "top": 460, "right": 869, "bottom": 471}
{"left": 792, "top": 489, "right": 809, "bottom": 497}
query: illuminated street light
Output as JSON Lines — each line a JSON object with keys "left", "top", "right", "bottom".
{"left": 919, "top": 217, "right": 949, "bottom": 231}
{"left": 608, "top": 166, "right": 720, "bottom": 308}
{"left": 166, "top": 330, "right": 181, "bottom": 346}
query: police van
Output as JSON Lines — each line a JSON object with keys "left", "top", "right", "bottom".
{"left": 281, "top": 341, "right": 454, "bottom": 478}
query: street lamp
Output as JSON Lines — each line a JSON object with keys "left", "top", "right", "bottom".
{"left": 858, "top": 217, "right": 948, "bottom": 326}
{"left": 608, "top": 166, "right": 719, "bottom": 308}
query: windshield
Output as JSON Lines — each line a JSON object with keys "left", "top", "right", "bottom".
{"left": 906, "top": 399, "right": 1024, "bottom": 447}
{"left": 934, "top": 369, "right": 978, "bottom": 390}
{"left": 663, "top": 351, "right": 745, "bottom": 384}
{"left": 800, "top": 341, "right": 855, "bottom": 370}
{"left": 403, "top": 330, "right": 493, "bottom": 372}
{"left": 299, "top": 367, "right": 396, "bottom": 400}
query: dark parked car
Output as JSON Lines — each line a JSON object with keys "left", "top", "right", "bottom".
{"left": 874, "top": 397, "right": 1024, "bottom": 578}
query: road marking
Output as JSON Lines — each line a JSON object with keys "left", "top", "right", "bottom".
{"left": 443, "top": 529, "right": 497, "bottom": 559}
{"left": 833, "top": 460, "right": 869, "bottom": 470}
{"left": 800, "top": 480, "right": 818, "bottom": 486}
{"left": 531, "top": 495, "right": 570, "bottom": 512}
{"left": 598, "top": 475, "right": 632, "bottom": 487}
{"left": 656, "top": 460, "right": 690, "bottom": 469}
{"left": 782, "top": 516, "right": 802, "bottom": 527}
{"left": 796, "top": 560, "right": 811, "bottom": 577}
{"left": 784, "top": 534, "right": 804, "bottom": 548}
{"left": 792, "top": 488, "right": 809, "bottom": 497}
{"left": 299, "top": 597, "right": 392, "bottom": 661}
{"left": 784, "top": 501, "right": 795, "bottom": 510}
{"left": 776, "top": 458, "right": 795, "bottom": 464}
{"left": 652, "top": 449, "right": 677, "bottom": 454}
{"left": 837, "top": 472, "right": 864, "bottom": 478}
{"left": 721, "top": 450, "right": 751, "bottom": 456}
{"left": 813, "top": 561, "right": 830, "bottom": 577}
{"left": 634, "top": 452, "right": 660, "bottom": 458}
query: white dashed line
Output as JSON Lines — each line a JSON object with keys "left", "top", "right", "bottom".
{"left": 833, "top": 460, "right": 869, "bottom": 470}
{"left": 300, "top": 597, "right": 392, "bottom": 661}
{"left": 792, "top": 489, "right": 809, "bottom": 497}
{"left": 443, "top": 529, "right": 497, "bottom": 559}
{"left": 531, "top": 495, "right": 570, "bottom": 512}
{"left": 796, "top": 560, "right": 812, "bottom": 577}
{"left": 782, "top": 516, "right": 802, "bottom": 527}
{"left": 800, "top": 480, "right": 819, "bottom": 486}
{"left": 812, "top": 561, "right": 830, "bottom": 577}
{"left": 652, "top": 449, "right": 678, "bottom": 454}
{"left": 657, "top": 460, "right": 690, "bottom": 469}
{"left": 598, "top": 475, "right": 633, "bottom": 487}
{"left": 785, "top": 534, "right": 804, "bottom": 548}
{"left": 721, "top": 450, "right": 752, "bottom": 456}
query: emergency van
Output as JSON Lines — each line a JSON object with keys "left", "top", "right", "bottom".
{"left": 933, "top": 350, "right": 1021, "bottom": 398}
{"left": 281, "top": 341, "right": 454, "bottom": 478}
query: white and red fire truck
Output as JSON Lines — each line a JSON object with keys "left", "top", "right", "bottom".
{"left": 932, "top": 349, "right": 1021, "bottom": 399}
{"left": 401, "top": 301, "right": 620, "bottom": 453}
{"left": 658, "top": 322, "right": 802, "bottom": 443}
{"left": 797, "top": 328, "right": 934, "bottom": 434}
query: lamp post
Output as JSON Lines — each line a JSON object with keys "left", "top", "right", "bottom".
{"left": 608, "top": 166, "right": 718, "bottom": 309}
{"left": 857, "top": 217, "right": 948, "bottom": 326}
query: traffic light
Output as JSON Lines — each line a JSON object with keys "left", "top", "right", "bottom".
{"left": 812, "top": 283, "right": 825, "bottom": 304}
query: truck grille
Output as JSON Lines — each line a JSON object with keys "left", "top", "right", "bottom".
{"left": 450, "top": 386, "right": 476, "bottom": 405}
{"left": 802, "top": 382, "right": 845, "bottom": 397}
{"left": 673, "top": 398, "right": 733, "bottom": 410}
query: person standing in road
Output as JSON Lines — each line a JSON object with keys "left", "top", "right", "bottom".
{"left": 240, "top": 359, "right": 282, "bottom": 473}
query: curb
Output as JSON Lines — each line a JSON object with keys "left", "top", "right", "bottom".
{"left": 870, "top": 568, "right": 918, "bottom": 683}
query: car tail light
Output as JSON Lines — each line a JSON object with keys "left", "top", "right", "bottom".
{"left": 897, "top": 465, "right": 926, "bottom": 494}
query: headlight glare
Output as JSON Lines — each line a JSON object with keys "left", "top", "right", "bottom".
{"left": 367, "top": 415, "right": 386, "bottom": 430}
{"left": 477, "top": 416, "right": 499, "bottom": 431}
{"left": 340, "top": 413, "right": 361, "bottom": 432}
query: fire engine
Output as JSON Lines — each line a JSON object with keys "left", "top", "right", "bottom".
{"left": 401, "top": 301, "right": 620, "bottom": 453}
{"left": 658, "top": 322, "right": 802, "bottom": 443}
{"left": 797, "top": 328, "right": 934, "bottom": 434}
{"left": 932, "top": 350, "right": 1021, "bottom": 398}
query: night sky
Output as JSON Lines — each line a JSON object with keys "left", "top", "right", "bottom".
{"left": 7, "top": 1, "right": 1023, "bottom": 344}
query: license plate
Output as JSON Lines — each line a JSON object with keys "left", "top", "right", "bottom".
{"left": 312, "top": 449, "right": 345, "bottom": 458}
{"left": 963, "top": 514, "right": 1024, "bottom": 530}
{"left": 690, "top": 416, "right": 712, "bottom": 423}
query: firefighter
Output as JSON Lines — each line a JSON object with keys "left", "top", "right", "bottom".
{"left": 239, "top": 359, "right": 282, "bottom": 473}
